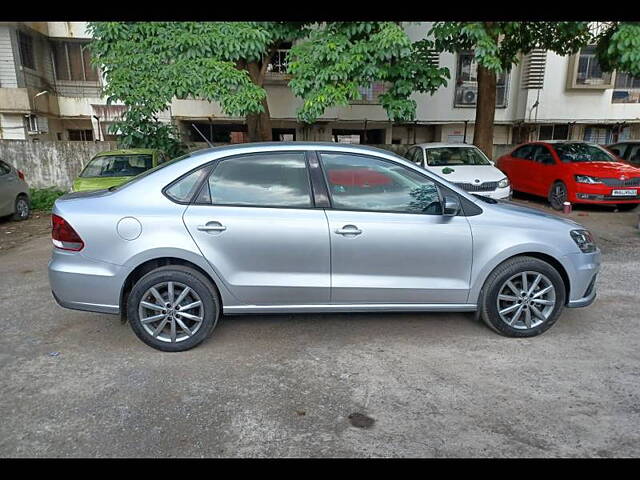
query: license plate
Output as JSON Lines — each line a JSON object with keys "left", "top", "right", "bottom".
{"left": 612, "top": 189, "right": 637, "bottom": 196}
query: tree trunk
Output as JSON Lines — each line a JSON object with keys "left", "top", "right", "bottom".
{"left": 244, "top": 59, "right": 273, "bottom": 142}
{"left": 246, "top": 97, "right": 273, "bottom": 142}
{"left": 473, "top": 64, "right": 497, "bottom": 159}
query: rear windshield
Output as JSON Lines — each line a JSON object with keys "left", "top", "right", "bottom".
{"left": 80, "top": 154, "right": 153, "bottom": 178}
{"left": 553, "top": 143, "right": 617, "bottom": 163}
{"left": 425, "top": 147, "right": 492, "bottom": 167}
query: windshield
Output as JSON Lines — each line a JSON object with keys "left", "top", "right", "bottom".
{"left": 425, "top": 147, "right": 492, "bottom": 167}
{"left": 108, "top": 153, "right": 192, "bottom": 191}
{"left": 553, "top": 143, "right": 617, "bottom": 163}
{"left": 80, "top": 154, "right": 153, "bottom": 178}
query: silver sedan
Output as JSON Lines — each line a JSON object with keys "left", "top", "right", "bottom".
{"left": 48, "top": 143, "right": 600, "bottom": 351}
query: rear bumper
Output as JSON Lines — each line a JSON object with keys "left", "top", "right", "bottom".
{"left": 48, "top": 248, "right": 123, "bottom": 315}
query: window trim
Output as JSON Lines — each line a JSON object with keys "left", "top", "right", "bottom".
{"left": 453, "top": 51, "right": 509, "bottom": 109}
{"left": 317, "top": 150, "right": 448, "bottom": 217}
{"left": 185, "top": 151, "right": 317, "bottom": 211}
{"left": 50, "top": 39, "right": 99, "bottom": 83}
{"left": 566, "top": 47, "right": 616, "bottom": 90}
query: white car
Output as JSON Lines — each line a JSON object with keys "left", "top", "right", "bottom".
{"left": 405, "top": 143, "right": 511, "bottom": 200}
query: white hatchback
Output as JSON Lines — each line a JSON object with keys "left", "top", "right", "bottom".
{"left": 405, "top": 143, "right": 511, "bottom": 200}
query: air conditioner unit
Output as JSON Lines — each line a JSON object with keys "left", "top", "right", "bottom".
{"left": 458, "top": 86, "right": 478, "bottom": 105}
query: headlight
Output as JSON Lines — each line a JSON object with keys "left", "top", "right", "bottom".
{"left": 574, "top": 175, "right": 601, "bottom": 184}
{"left": 497, "top": 177, "right": 510, "bottom": 188}
{"left": 570, "top": 229, "right": 596, "bottom": 253}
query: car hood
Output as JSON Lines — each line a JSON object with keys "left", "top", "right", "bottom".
{"left": 565, "top": 161, "right": 640, "bottom": 178}
{"left": 72, "top": 176, "right": 132, "bottom": 192}
{"left": 485, "top": 199, "right": 584, "bottom": 229}
{"left": 426, "top": 165, "right": 506, "bottom": 184}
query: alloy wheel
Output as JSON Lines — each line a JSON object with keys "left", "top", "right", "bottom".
{"left": 16, "top": 198, "right": 29, "bottom": 219}
{"left": 496, "top": 271, "right": 557, "bottom": 330}
{"left": 138, "top": 281, "right": 204, "bottom": 343}
{"left": 550, "top": 183, "right": 567, "bottom": 210}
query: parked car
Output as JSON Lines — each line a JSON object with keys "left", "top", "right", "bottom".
{"left": 72, "top": 149, "right": 169, "bottom": 192}
{"left": 606, "top": 141, "right": 640, "bottom": 166}
{"left": 0, "top": 159, "right": 30, "bottom": 221}
{"left": 49, "top": 143, "right": 600, "bottom": 351}
{"left": 404, "top": 143, "right": 511, "bottom": 200}
{"left": 497, "top": 141, "right": 640, "bottom": 211}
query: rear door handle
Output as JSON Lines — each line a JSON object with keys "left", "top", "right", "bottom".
{"left": 197, "top": 221, "right": 227, "bottom": 232}
{"left": 335, "top": 225, "right": 362, "bottom": 236}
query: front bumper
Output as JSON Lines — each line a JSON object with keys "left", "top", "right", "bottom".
{"left": 561, "top": 249, "right": 601, "bottom": 308}
{"left": 573, "top": 184, "right": 640, "bottom": 204}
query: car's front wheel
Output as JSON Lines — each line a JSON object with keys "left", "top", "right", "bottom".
{"left": 127, "top": 265, "right": 220, "bottom": 351}
{"left": 548, "top": 181, "right": 568, "bottom": 210}
{"left": 479, "top": 256, "right": 566, "bottom": 337}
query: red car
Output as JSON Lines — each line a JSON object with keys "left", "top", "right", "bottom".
{"left": 497, "top": 141, "right": 640, "bottom": 211}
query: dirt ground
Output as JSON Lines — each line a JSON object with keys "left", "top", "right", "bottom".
{"left": 0, "top": 195, "right": 639, "bottom": 457}
{"left": 0, "top": 211, "right": 51, "bottom": 255}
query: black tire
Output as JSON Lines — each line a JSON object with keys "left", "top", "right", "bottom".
{"left": 479, "top": 256, "right": 566, "bottom": 338}
{"left": 12, "top": 195, "right": 30, "bottom": 221}
{"left": 616, "top": 203, "right": 638, "bottom": 211}
{"left": 548, "top": 181, "right": 567, "bottom": 211}
{"left": 127, "top": 265, "right": 220, "bottom": 352}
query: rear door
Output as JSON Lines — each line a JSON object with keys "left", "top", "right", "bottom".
{"left": 530, "top": 144, "right": 559, "bottom": 196}
{"left": 182, "top": 151, "right": 331, "bottom": 306}
{"left": 318, "top": 151, "right": 473, "bottom": 304}
{"left": 507, "top": 144, "right": 537, "bottom": 194}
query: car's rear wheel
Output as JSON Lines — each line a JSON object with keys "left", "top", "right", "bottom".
{"left": 479, "top": 256, "right": 566, "bottom": 337}
{"left": 12, "top": 195, "right": 29, "bottom": 221}
{"left": 127, "top": 265, "right": 220, "bottom": 351}
{"left": 616, "top": 203, "right": 638, "bottom": 211}
{"left": 548, "top": 181, "right": 567, "bottom": 210}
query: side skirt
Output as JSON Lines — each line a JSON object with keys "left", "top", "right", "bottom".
{"left": 223, "top": 303, "right": 477, "bottom": 315}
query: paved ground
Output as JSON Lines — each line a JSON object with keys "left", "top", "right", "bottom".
{"left": 0, "top": 197, "right": 639, "bottom": 457}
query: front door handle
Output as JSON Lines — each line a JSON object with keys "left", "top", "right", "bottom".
{"left": 197, "top": 221, "right": 227, "bottom": 233}
{"left": 335, "top": 225, "right": 362, "bottom": 236}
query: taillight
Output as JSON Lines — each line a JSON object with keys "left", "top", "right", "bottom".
{"left": 51, "top": 214, "right": 84, "bottom": 251}
{"left": 17, "top": 170, "right": 25, "bottom": 181}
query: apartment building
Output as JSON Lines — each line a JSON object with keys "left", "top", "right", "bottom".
{"left": 1, "top": 21, "right": 639, "bottom": 146}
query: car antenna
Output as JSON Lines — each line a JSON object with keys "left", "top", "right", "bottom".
{"left": 191, "top": 123, "right": 214, "bottom": 148}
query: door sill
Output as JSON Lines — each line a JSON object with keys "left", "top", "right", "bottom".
{"left": 223, "top": 303, "right": 477, "bottom": 314}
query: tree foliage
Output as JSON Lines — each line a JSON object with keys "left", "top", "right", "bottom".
{"left": 288, "top": 22, "right": 450, "bottom": 124}
{"left": 430, "top": 22, "right": 592, "bottom": 73}
{"left": 594, "top": 22, "right": 640, "bottom": 76}
{"left": 88, "top": 22, "right": 309, "bottom": 150}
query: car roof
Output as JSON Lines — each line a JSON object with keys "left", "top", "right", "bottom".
{"left": 188, "top": 141, "right": 405, "bottom": 157}
{"left": 94, "top": 148, "right": 159, "bottom": 157}
{"left": 413, "top": 143, "right": 478, "bottom": 149}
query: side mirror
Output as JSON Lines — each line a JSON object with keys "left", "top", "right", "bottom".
{"left": 443, "top": 195, "right": 461, "bottom": 217}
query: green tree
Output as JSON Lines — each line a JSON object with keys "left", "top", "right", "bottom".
{"left": 288, "top": 22, "right": 450, "bottom": 126}
{"left": 88, "top": 22, "right": 309, "bottom": 151}
{"left": 430, "top": 22, "right": 592, "bottom": 158}
{"left": 595, "top": 22, "right": 640, "bottom": 76}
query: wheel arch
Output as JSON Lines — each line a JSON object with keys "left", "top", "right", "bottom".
{"left": 119, "top": 257, "right": 223, "bottom": 323}
{"left": 476, "top": 252, "right": 571, "bottom": 307}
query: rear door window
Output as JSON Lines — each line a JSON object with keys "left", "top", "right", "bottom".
{"left": 201, "top": 152, "right": 313, "bottom": 208}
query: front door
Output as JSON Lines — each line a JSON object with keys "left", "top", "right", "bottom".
{"left": 183, "top": 152, "right": 330, "bottom": 305}
{"left": 319, "top": 152, "right": 473, "bottom": 304}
